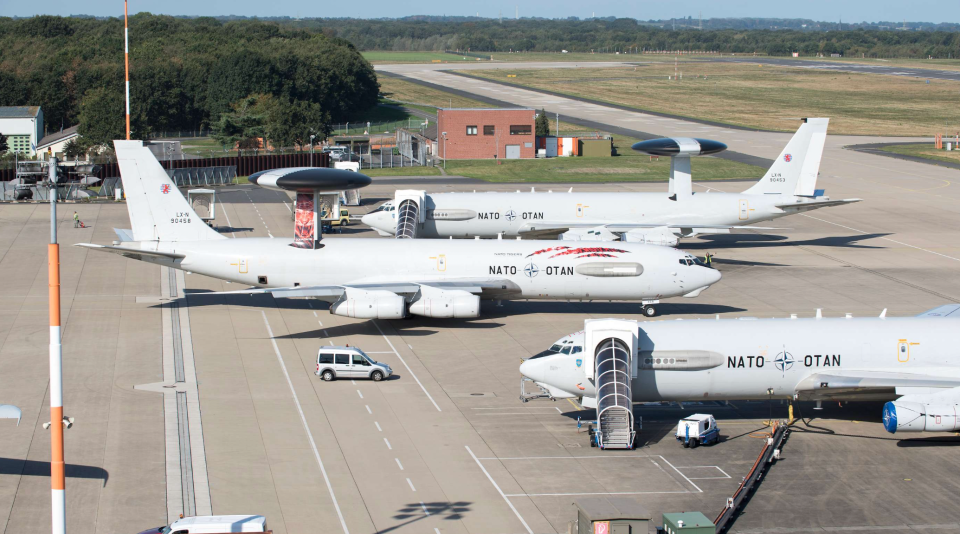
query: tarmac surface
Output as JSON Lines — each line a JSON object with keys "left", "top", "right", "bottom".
{"left": 3, "top": 157, "right": 960, "bottom": 533}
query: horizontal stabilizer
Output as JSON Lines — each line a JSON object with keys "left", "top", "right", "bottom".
{"left": 113, "top": 228, "right": 135, "bottom": 242}
{"left": 775, "top": 198, "right": 862, "bottom": 212}
{"left": 75, "top": 243, "right": 185, "bottom": 260}
{"left": 916, "top": 304, "right": 960, "bottom": 318}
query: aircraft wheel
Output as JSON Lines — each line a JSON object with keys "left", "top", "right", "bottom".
{"left": 643, "top": 306, "right": 658, "bottom": 318}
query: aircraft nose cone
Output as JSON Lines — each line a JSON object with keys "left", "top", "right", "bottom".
{"left": 519, "top": 358, "right": 547, "bottom": 382}
{"left": 360, "top": 212, "right": 378, "bottom": 228}
{"left": 707, "top": 267, "right": 722, "bottom": 285}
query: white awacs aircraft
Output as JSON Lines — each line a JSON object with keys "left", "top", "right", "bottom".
{"left": 75, "top": 141, "right": 721, "bottom": 319}
{"left": 520, "top": 307, "right": 960, "bottom": 439}
{"left": 362, "top": 118, "right": 860, "bottom": 245}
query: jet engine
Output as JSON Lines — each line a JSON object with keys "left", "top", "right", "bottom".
{"left": 621, "top": 228, "right": 680, "bottom": 247}
{"left": 408, "top": 287, "right": 480, "bottom": 318}
{"left": 882, "top": 401, "right": 960, "bottom": 433}
{"left": 330, "top": 289, "right": 406, "bottom": 319}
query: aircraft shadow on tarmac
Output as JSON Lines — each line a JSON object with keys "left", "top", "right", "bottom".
{"left": 685, "top": 233, "right": 890, "bottom": 250}
{"left": 215, "top": 226, "right": 255, "bottom": 234}
{"left": 0, "top": 458, "right": 108, "bottom": 486}
{"left": 382, "top": 501, "right": 472, "bottom": 534}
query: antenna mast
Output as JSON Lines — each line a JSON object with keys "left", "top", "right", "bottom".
{"left": 124, "top": 0, "right": 131, "bottom": 140}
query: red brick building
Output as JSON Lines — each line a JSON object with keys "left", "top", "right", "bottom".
{"left": 436, "top": 108, "right": 536, "bottom": 159}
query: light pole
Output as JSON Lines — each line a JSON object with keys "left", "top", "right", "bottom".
{"left": 309, "top": 134, "right": 316, "bottom": 167}
{"left": 441, "top": 132, "right": 447, "bottom": 171}
{"left": 46, "top": 157, "right": 66, "bottom": 534}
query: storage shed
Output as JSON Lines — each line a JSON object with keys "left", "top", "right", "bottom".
{"left": 662, "top": 511, "right": 715, "bottom": 534}
{"left": 573, "top": 497, "right": 650, "bottom": 534}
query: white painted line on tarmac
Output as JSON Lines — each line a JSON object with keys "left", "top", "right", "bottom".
{"left": 261, "top": 311, "right": 350, "bottom": 534}
{"left": 420, "top": 501, "right": 430, "bottom": 515}
{"left": 218, "top": 198, "right": 236, "bottom": 238}
{"left": 556, "top": 407, "right": 562, "bottom": 413}
{"left": 504, "top": 490, "right": 688, "bottom": 497}
{"left": 660, "top": 455, "right": 703, "bottom": 493}
{"left": 372, "top": 321, "right": 441, "bottom": 412}
{"left": 466, "top": 446, "right": 534, "bottom": 534}
{"left": 365, "top": 405, "right": 372, "bottom": 414}
{"left": 318, "top": 320, "right": 323, "bottom": 326}
{"left": 396, "top": 458, "right": 404, "bottom": 470}
{"left": 434, "top": 529, "right": 440, "bottom": 534}
{"left": 357, "top": 390, "right": 363, "bottom": 399}
{"left": 313, "top": 311, "right": 317, "bottom": 317}
{"left": 364, "top": 351, "right": 395, "bottom": 354}
{"left": 384, "top": 438, "right": 392, "bottom": 450}
{"left": 478, "top": 455, "right": 657, "bottom": 460}
{"left": 407, "top": 478, "right": 417, "bottom": 492}
{"left": 375, "top": 422, "right": 382, "bottom": 432}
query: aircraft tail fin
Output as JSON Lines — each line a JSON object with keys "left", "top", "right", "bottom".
{"left": 114, "top": 140, "right": 225, "bottom": 242}
{"left": 744, "top": 118, "right": 829, "bottom": 196}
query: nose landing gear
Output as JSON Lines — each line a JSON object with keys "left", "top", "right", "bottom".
{"left": 641, "top": 300, "right": 660, "bottom": 317}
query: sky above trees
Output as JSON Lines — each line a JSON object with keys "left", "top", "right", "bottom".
{"left": 5, "top": 0, "right": 960, "bottom": 25}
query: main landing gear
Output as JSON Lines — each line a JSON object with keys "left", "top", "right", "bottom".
{"left": 641, "top": 300, "right": 660, "bottom": 318}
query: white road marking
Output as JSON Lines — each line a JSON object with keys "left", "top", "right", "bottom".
{"left": 406, "top": 478, "right": 416, "bottom": 492}
{"left": 375, "top": 422, "right": 382, "bottom": 432}
{"left": 434, "top": 529, "right": 440, "bottom": 534}
{"left": 420, "top": 501, "right": 430, "bottom": 515}
{"left": 466, "top": 446, "right": 534, "bottom": 534}
{"left": 313, "top": 311, "right": 317, "bottom": 317}
{"left": 478, "top": 454, "right": 658, "bottom": 460}
{"left": 660, "top": 456, "right": 703, "bottom": 493}
{"left": 318, "top": 320, "right": 323, "bottom": 326}
{"left": 384, "top": 438, "right": 392, "bottom": 450}
{"left": 504, "top": 490, "right": 688, "bottom": 497}
{"left": 556, "top": 407, "right": 563, "bottom": 413}
{"left": 372, "top": 321, "right": 441, "bottom": 412}
{"left": 365, "top": 405, "right": 372, "bottom": 414}
{"left": 261, "top": 311, "right": 349, "bottom": 534}
{"left": 396, "top": 458, "right": 404, "bottom": 470}
{"left": 218, "top": 198, "right": 236, "bottom": 238}
{"left": 364, "top": 351, "right": 395, "bottom": 354}
{"left": 284, "top": 202, "right": 292, "bottom": 212}
{"left": 357, "top": 390, "right": 363, "bottom": 399}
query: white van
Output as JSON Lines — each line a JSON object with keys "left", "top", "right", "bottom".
{"left": 316, "top": 345, "right": 392, "bottom": 382}
{"left": 140, "top": 515, "right": 268, "bottom": 534}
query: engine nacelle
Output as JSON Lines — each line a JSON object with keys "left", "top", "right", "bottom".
{"left": 408, "top": 287, "right": 479, "bottom": 318}
{"left": 330, "top": 289, "right": 405, "bottom": 319}
{"left": 883, "top": 401, "right": 960, "bottom": 433}
{"left": 622, "top": 228, "right": 680, "bottom": 247}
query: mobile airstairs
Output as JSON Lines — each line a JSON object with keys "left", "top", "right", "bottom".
{"left": 585, "top": 320, "right": 638, "bottom": 449}
{"left": 394, "top": 190, "right": 425, "bottom": 239}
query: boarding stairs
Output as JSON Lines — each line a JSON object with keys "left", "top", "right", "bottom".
{"left": 395, "top": 198, "right": 419, "bottom": 239}
{"left": 594, "top": 338, "right": 636, "bottom": 449}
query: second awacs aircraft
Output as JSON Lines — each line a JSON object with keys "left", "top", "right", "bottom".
{"left": 75, "top": 141, "right": 720, "bottom": 320}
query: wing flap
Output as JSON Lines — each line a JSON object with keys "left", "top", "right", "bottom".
{"left": 796, "top": 370, "right": 960, "bottom": 400}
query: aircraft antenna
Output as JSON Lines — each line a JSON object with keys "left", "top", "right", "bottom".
{"left": 124, "top": 0, "right": 131, "bottom": 139}
{"left": 879, "top": 308, "right": 887, "bottom": 318}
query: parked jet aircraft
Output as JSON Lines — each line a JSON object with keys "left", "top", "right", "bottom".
{"left": 519, "top": 306, "right": 960, "bottom": 435}
{"left": 362, "top": 118, "right": 859, "bottom": 245}
{"left": 75, "top": 141, "right": 721, "bottom": 319}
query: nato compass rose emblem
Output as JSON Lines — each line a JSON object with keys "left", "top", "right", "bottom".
{"left": 160, "top": 184, "right": 171, "bottom": 194}
{"left": 505, "top": 210, "right": 517, "bottom": 221}
{"left": 524, "top": 262, "right": 539, "bottom": 278}
{"left": 774, "top": 351, "right": 795, "bottom": 375}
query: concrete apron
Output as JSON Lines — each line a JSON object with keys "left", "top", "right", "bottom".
{"left": 134, "top": 267, "right": 212, "bottom": 522}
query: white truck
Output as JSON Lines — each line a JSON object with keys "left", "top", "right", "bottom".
{"left": 676, "top": 414, "right": 720, "bottom": 448}
{"left": 138, "top": 515, "right": 268, "bottom": 534}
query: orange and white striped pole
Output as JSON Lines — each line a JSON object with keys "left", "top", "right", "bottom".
{"left": 124, "top": 0, "right": 131, "bottom": 140}
{"left": 48, "top": 157, "right": 66, "bottom": 534}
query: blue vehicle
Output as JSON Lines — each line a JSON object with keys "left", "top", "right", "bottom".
{"left": 676, "top": 414, "right": 719, "bottom": 448}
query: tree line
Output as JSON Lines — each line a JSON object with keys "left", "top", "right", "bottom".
{"left": 0, "top": 15, "right": 380, "bottom": 152}
{"left": 287, "top": 17, "right": 960, "bottom": 58}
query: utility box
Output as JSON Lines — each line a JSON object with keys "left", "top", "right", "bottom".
{"left": 574, "top": 497, "right": 650, "bottom": 534}
{"left": 662, "top": 512, "right": 715, "bottom": 534}
{"left": 580, "top": 138, "right": 614, "bottom": 157}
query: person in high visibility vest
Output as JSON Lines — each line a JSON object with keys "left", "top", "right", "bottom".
{"left": 704, "top": 252, "right": 713, "bottom": 268}
{"left": 73, "top": 211, "right": 80, "bottom": 228}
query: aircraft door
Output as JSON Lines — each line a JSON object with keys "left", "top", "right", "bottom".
{"left": 739, "top": 199, "right": 749, "bottom": 220}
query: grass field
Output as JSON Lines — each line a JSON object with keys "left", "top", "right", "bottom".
{"left": 363, "top": 51, "right": 489, "bottom": 64}
{"left": 879, "top": 143, "right": 960, "bottom": 165}
{"left": 459, "top": 63, "right": 960, "bottom": 136}
{"left": 444, "top": 155, "right": 762, "bottom": 183}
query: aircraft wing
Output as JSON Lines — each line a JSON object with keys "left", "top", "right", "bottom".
{"left": 75, "top": 243, "right": 185, "bottom": 260}
{"left": 794, "top": 370, "right": 960, "bottom": 401}
{"left": 518, "top": 222, "right": 784, "bottom": 237}
{"left": 916, "top": 304, "right": 960, "bottom": 318}
{"left": 200, "top": 278, "right": 520, "bottom": 301}
{"left": 774, "top": 198, "right": 862, "bottom": 212}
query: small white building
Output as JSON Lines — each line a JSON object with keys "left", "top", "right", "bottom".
{"left": 0, "top": 106, "right": 44, "bottom": 156}
{"left": 37, "top": 125, "right": 80, "bottom": 161}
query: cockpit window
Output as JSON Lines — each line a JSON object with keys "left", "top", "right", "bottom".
{"left": 549, "top": 344, "right": 563, "bottom": 352}
{"left": 571, "top": 346, "right": 582, "bottom": 354}
{"left": 560, "top": 346, "right": 572, "bottom": 354}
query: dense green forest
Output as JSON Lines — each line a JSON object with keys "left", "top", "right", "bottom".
{"left": 287, "top": 17, "right": 960, "bottom": 58}
{"left": 0, "top": 15, "right": 380, "bottom": 145}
